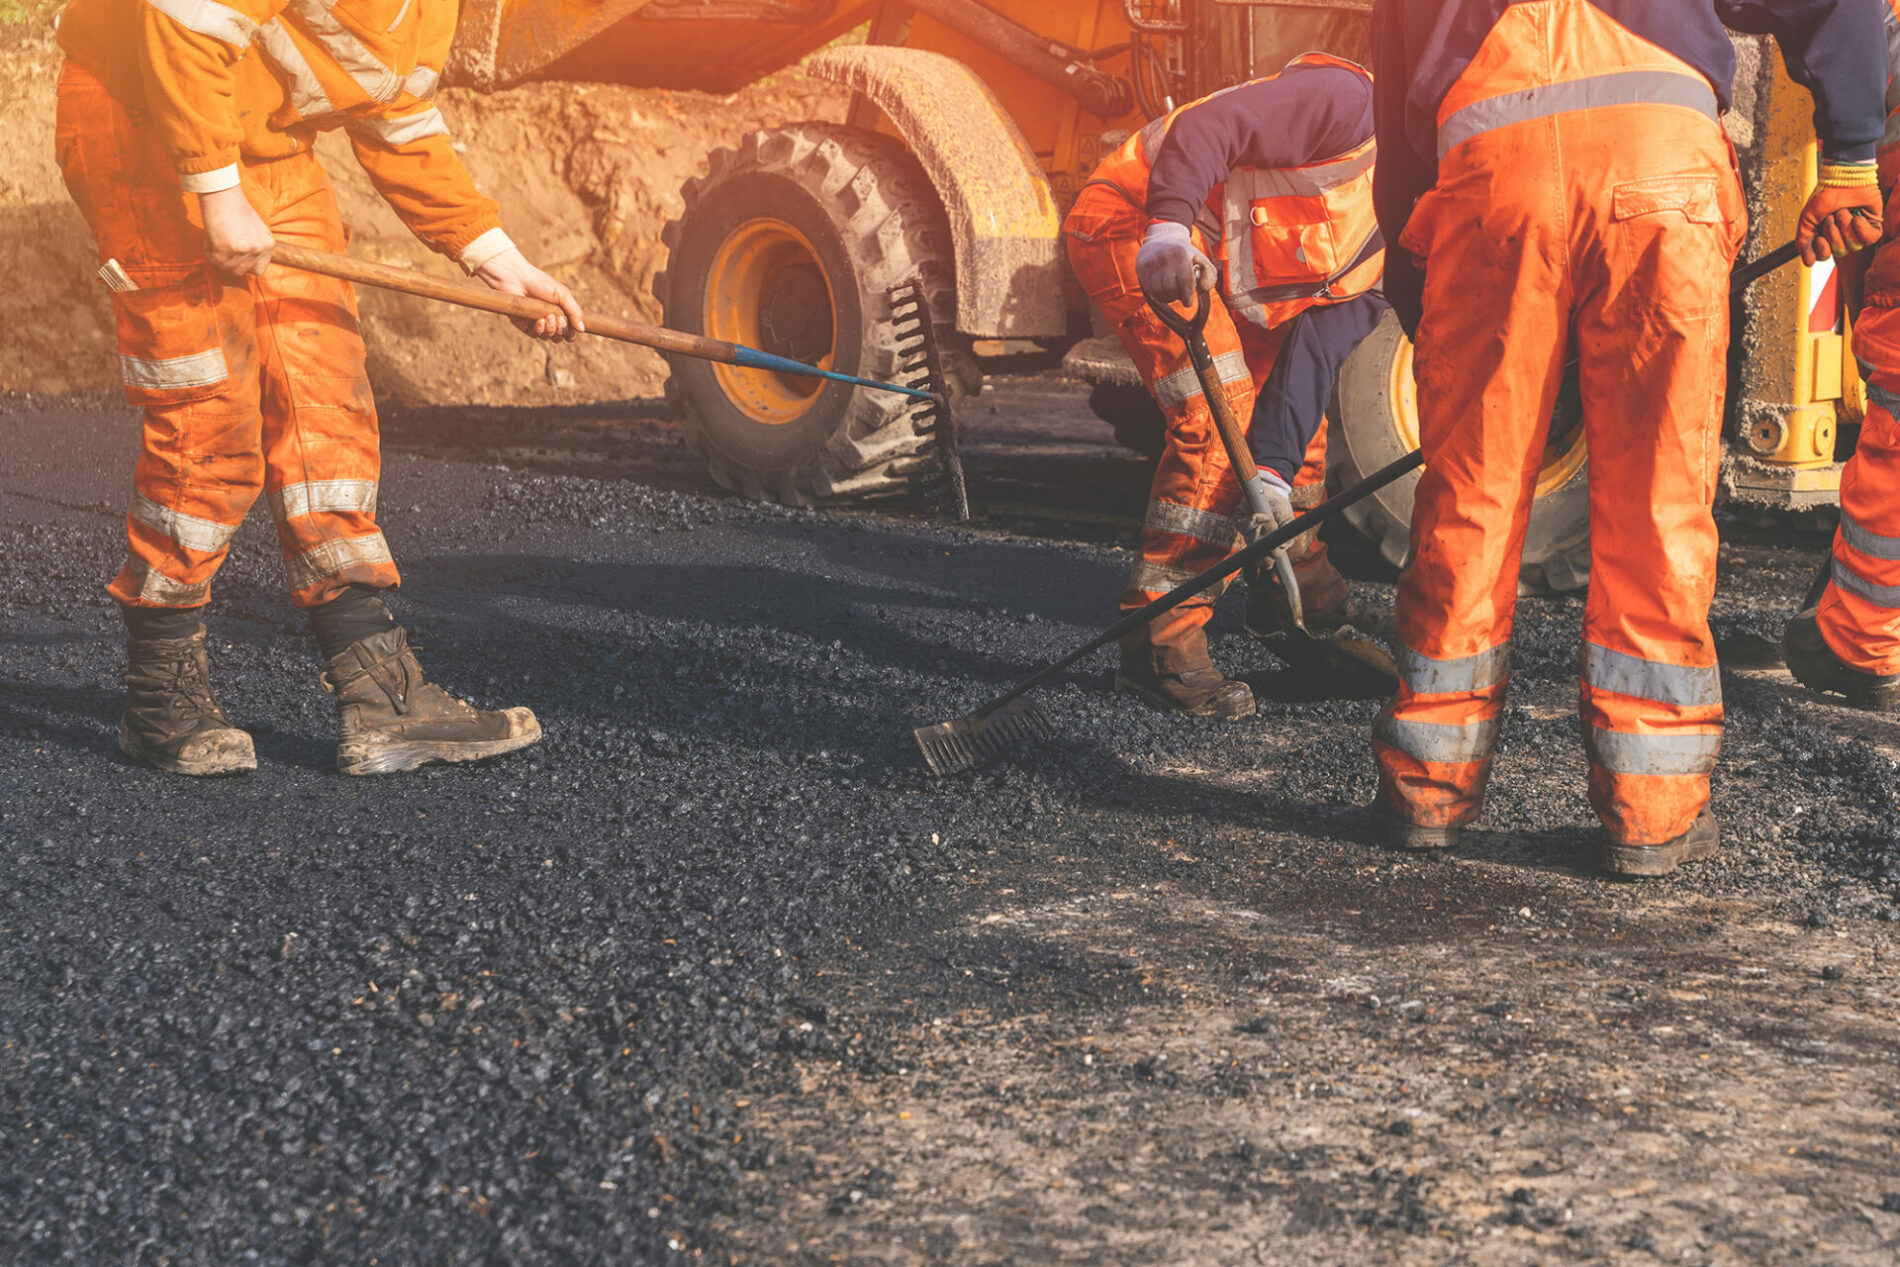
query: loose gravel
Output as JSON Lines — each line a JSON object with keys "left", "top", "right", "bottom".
{"left": 5, "top": 393, "right": 1899, "bottom": 1265}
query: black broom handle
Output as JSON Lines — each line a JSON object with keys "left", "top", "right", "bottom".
{"left": 975, "top": 449, "right": 1426, "bottom": 719}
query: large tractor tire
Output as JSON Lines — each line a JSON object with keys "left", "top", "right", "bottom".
{"left": 1331, "top": 310, "right": 1592, "bottom": 594}
{"left": 657, "top": 123, "right": 976, "bottom": 506}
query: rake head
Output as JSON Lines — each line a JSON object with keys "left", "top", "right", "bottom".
{"left": 888, "top": 277, "right": 969, "bottom": 522}
{"left": 913, "top": 694, "right": 1057, "bottom": 777}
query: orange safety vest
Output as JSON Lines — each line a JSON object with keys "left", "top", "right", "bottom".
{"left": 1089, "top": 52, "right": 1383, "bottom": 330}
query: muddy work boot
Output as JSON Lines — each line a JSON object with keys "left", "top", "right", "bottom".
{"left": 1115, "top": 625, "right": 1255, "bottom": 719}
{"left": 1366, "top": 803, "right": 1462, "bottom": 853}
{"left": 1782, "top": 608, "right": 1900, "bottom": 711}
{"left": 120, "top": 627, "right": 257, "bottom": 776}
{"left": 1602, "top": 809, "right": 1719, "bottom": 879}
{"left": 323, "top": 628, "right": 542, "bottom": 775}
{"left": 1244, "top": 541, "right": 1352, "bottom": 637}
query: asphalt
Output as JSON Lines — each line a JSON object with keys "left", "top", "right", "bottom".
{"left": 4, "top": 386, "right": 1900, "bottom": 1265}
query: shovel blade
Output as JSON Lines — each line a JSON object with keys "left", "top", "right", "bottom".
{"left": 1261, "top": 625, "right": 1401, "bottom": 700}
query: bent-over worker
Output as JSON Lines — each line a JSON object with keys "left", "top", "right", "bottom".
{"left": 55, "top": 0, "right": 584, "bottom": 776}
{"left": 1064, "top": 55, "right": 1389, "bottom": 719}
{"left": 1784, "top": 0, "right": 1900, "bottom": 712}
{"left": 1370, "top": 0, "right": 1885, "bottom": 875}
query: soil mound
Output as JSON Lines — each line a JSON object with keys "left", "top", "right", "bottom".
{"left": 0, "top": 17, "right": 848, "bottom": 406}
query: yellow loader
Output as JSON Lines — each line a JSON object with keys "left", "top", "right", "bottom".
{"left": 448, "top": 0, "right": 1862, "bottom": 591}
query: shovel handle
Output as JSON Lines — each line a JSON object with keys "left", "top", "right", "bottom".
{"left": 268, "top": 242, "right": 740, "bottom": 364}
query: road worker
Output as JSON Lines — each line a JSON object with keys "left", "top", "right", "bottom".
{"left": 1064, "top": 56, "right": 1388, "bottom": 718}
{"left": 1784, "top": 0, "right": 1900, "bottom": 713}
{"left": 1369, "top": 0, "right": 1885, "bottom": 875}
{"left": 55, "top": 0, "right": 584, "bottom": 776}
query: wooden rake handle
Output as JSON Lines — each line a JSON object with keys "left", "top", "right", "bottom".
{"left": 269, "top": 242, "right": 734, "bottom": 362}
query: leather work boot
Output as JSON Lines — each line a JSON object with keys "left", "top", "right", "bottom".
{"left": 323, "top": 628, "right": 542, "bottom": 776}
{"left": 1115, "top": 625, "right": 1255, "bottom": 719}
{"left": 1782, "top": 607, "right": 1900, "bottom": 711}
{"left": 1366, "top": 802, "right": 1462, "bottom": 853}
{"left": 1602, "top": 809, "right": 1719, "bottom": 879}
{"left": 120, "top": 627, "right": 257, "bottom": 775}
{"left": 1245, "top": 541, "right": 1352, "bottom": 637}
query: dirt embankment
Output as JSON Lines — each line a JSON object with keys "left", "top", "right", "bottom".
{"left": 0, "top": 18, "right": 848, "bottom": 406}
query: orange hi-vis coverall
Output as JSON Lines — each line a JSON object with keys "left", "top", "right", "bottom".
{"left": 1371, "top": 1, "right": 1748, "bottom": 847}
{"left": 1063, "top": 55, "right": 1383, "bottom": 664}
{"left": 1819, "top": 0, "right": 1900, "bottom": 678}
{"left": 55, "top": 0, "right": 516, "bottom": 610}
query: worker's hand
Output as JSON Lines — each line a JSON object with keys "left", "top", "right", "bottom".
{"left": 1136, "top": 221, "right": 1216, "bottom": 306}
{"left": 475, "top": 248, "right": 586, "bottom": 341}
{"left": 1798, "top": 180, "right": 1883, "bottom": 265}
{"left": 200, "top": 185, "right": 274, "bottom": 278}
{"left": 1240, "top": 467, "right": 1299, "bottom": 546}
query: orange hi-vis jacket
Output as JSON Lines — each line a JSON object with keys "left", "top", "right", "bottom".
{"left": 57, "top": 0, "right": 508, "bottom": 265}
{"left": 1091, "top": 53, "right": 1383, "bottom": 332}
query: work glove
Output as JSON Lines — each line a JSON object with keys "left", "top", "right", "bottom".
{"left": 1241, "top": 468, "right": 1306, "bottom": 631}
{"left": 1136, "top": 221, "right": 1217, "bottom": 306}
{"left": 1240, "top": 467, "right": 1298, "bottom": 544}
{"left": 1799, "top": 164, "right": 1883, "bottom": 265}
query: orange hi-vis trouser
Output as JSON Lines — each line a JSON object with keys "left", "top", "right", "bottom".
{"left": 1820, "top": 0, "right": 1900, "bottom": 677}
{"left": 1374, "top": 0, "right": 1743, "bottom": 847}
{"left": 1827, "top": 337, "right": 1900, "bottom": 676}
{"left": 1064, "top": 184, "right": 1329, "bottom": 663}
{"left": 54, "top": 62, "right": 400, "bottom": 611}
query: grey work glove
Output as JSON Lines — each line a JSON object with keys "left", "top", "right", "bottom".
{"left": 1241, "top": 468, "right": 1307, "bottom": 630}
{"left": 1136, "top": 220, "right": 1217, "bottom": 306}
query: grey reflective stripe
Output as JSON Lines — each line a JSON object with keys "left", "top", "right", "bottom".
{"left": 1397, "top": 642, "right": 1510, "bottom": 695}
{"left": 257, "top": 21, "right": 334, "bottom": 118}
{"left": 1128, "top": 558, "right": 1204, "bottom": 594}
{"left": 270, "top": 479, "right": 378, "bottom": 521}
{"left": 286, "top": 0, "right": 401, "bottom": 102}
{"left": 403, "top": 66, "right": 440, "bottom": 99}
{"left": 1373, "top": 714, "right": 1500, "bottom": 765}
{"left": 1839, "top": 509, "right": 1900, "bottom": 563}
{"left": 144, "top": 0, "right": 257, "bottom": 46}
{"left": 129, "top": 494, "right": 240, "bottom": 554}
{"left": 1153, "top": 350, "right": 1248, "bottom": 409}
{"left": 1581, "top": 643, "right": 1721, "bottom": 708}
{"left": 1145, "top": 499, "right": 1239, "bottom": 548}
{"left": 1584, "top": 726, "right": 1721, "bottom": 777}
{"left": 1226, "top": 148, "right": 1374, "bottom": 202}
{"left": 1831, "top": 557, "right": 1900, "bottom": 608}
{"left": 284, "top": 531, "right": 393, "bottom": 591}
{"left": 119, "top": 348, "right": 228, "bottom": 391}
{"left": 348, "top": 107, "right": 448, "bottom": 147}
{"left": 1865, "top": 378, "right": 1900, "bottom": 420}
{"left": 1437, "top": 71, "right": 1719, "bottom": 159}
{"left": 124, "top": 558, "right": 211, "bottom": 606}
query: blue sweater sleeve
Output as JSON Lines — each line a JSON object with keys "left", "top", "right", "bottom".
{"left": 1144, "top": 64, "right": 1377, "bottom": 228}
{"left": 1719, "top": 1, "right": 1886, "bottom": 162}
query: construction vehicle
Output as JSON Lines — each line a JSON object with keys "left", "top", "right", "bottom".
{"left": 447, "top": 0, "right": 1862, "bottom": 591}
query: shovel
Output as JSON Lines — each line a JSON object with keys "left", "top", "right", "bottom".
{"left": 1144, "top": 284, "right": 1400, "bottom": 695}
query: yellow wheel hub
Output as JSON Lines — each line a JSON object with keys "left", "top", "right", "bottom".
{"left": 1387, "top": 335, "right": 1589, "bottom": 498}
{"left": 704, "top": 219, "right": 838, "bottom": 426}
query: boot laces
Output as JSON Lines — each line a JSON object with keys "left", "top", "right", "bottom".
{"left": 150, "top": 653, "right": 222, "bottom": 722}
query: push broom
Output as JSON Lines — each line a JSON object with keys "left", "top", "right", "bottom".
{"left": 99, "top": 247, "right": 970, "bottom": 521}
{"left": 914, "top": 235, "right": 1809, "bottom": 776}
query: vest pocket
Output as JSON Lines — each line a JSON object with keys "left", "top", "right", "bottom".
{"left": 1246, "top": 198, "right": 1339, "bottom": 290}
